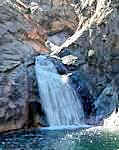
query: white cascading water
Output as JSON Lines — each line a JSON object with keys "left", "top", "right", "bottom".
{"left": 35, "top": 55, "right": 84, "bottom": 126}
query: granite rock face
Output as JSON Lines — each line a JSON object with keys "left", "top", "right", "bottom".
{"left": 46, "top": 0, "right": 119, "bottom": 121}
{"left": 0, "top": 0, "right": 77, "bottom": 133}
{"left": 75, "top": 0, "right": 119, "bottom": 120}
{"left": 0, "top": 4, "right": 44, "bottom": 132}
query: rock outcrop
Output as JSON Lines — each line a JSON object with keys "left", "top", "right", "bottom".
{"left": 0, "top": 3, "right": 48, "bottom": 132}
{"left": 47, "top": 0, "right": 119, "bottom": 122}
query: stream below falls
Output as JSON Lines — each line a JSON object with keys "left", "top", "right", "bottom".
{"left": 0, "top": 127, "right": 119, "bottom": 150}
{"left": 1, "top": 55, "right": 118, "bottom": 149}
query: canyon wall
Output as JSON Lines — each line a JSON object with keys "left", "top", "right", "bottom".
{"left": 0, "top": 0, "right": 119, "bottom": 132}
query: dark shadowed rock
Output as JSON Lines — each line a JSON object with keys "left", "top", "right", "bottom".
{"left": 95, "top": 84, "right": 118, "bottom": 119}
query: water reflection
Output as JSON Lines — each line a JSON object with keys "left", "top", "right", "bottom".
{"left": 0, "top": 128, "right": 119, "bottom": 150}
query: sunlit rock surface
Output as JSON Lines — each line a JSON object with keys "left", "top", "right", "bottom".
{"left": 0, "top": 3, "right": 47, "bottom": 132}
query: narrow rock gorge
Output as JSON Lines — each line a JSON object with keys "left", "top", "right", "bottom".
{"left": 0, "top": 0, "right": 119, "bottom": 133}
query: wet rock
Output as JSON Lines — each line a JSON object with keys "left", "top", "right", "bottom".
{"left": 112, "top": 74, "right": 119, "bottom": 94}
{"left": 61, "top": 54, "right": 85, "bottom": 68}
{"left": 49, "top": 55, "right": 68, "bottom": 75}
{"left": 68, "top": 70, "right": 96, "bottom": 118}
{"left": 58, "top": 48, "right": 71, "bottom": 57}
{"left": 95, "top": 84, "right": 118, "bottom": 119}
{"left": 62, "top": 55, "right": 79, "bottom": 65}
{"left": 26, "top": 101, "right": 47, "bottom": 128}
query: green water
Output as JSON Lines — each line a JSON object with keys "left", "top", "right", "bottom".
{"left": 0, "top": 127, "right": 119, "bottom": 150}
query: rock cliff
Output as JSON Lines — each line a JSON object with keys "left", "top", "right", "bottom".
{"left": 0, "top": 0, "right": 119, "bottom": 132}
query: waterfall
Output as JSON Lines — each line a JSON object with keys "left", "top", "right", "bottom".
{"left": 35, "top": 55, "right": 84, "bottom": 126}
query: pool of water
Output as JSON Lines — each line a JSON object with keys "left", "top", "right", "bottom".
{"left": 0, "top": 127, "right": 119, "bottom": 150}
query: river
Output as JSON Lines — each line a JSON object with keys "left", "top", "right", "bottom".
{"left": 0, "top": 127, "right": 119, "bottom": 150}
